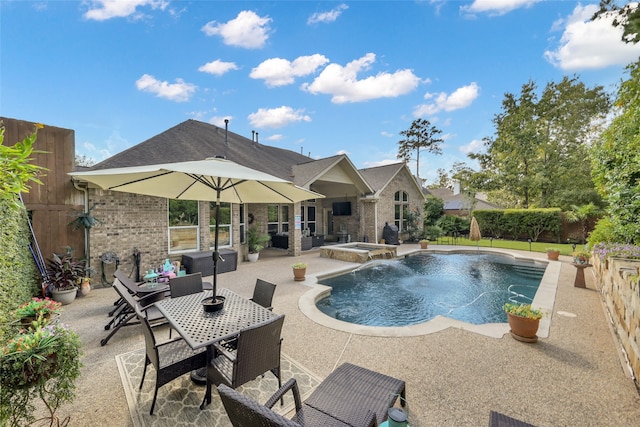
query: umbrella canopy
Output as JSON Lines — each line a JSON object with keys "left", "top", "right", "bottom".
{"left": 70, "top": 157, "right": 324, "bottom": 299}
{"left": 469, "top": 216, "right": 482, "bottom": 248}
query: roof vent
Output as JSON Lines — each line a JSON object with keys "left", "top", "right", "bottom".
{"left": 224, "top": 119, "right": 229, "bottom": 146}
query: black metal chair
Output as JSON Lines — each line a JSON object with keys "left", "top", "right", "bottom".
{"left": 251, "top": 279, "right": 277, "bottom": 311}
{"left": 137, "top": 300, "right": 207, "bottom": 416}
{"left": 168, "top": 272, "right": 203, "bottom": 298}
{"left": 217, "top": 362, "right": 405, "bottom": 427}
{"left": 207, "top": 314, "right": 285, "bottom": 394}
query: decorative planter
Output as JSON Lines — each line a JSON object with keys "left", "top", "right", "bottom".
{"left": 51, "top": 288, "right": 77, "bottom": 305}
{"left": 546, "top": 250, "right": 560, "bottom": 261}
{"left": 506, "top": 312, "right": 540, "bottom": 343}
{"left": 80, "top": 280, "right": 91, "bottom": 296}
{"left": 247, "top": 252, "right": 260, "bottom": 262}
{"left": 420, "top": 241, "right": 429, "bottom": 249}
{"left": 293, "top": 267, "right": 306, "bottom": 281}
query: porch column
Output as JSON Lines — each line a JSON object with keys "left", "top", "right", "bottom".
{"left": 289, "top": 202, "right": 302, "bottom": 256}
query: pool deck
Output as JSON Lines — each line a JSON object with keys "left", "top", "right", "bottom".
{"left": 56, "top": 243, "right": 640, "bottom": 426}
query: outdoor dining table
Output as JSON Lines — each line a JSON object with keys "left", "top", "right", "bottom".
{"left": 155, "top": 287, "right": 278, "bottom": 409}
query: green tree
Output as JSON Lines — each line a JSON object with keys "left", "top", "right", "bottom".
{"left": 397, "top": 118, "right": 443, "bottom": 181}
{"left": 0, "top": 124, "right": 45, "bottom": 204}
{"left": 592, "top": 0, "right": 640, "bottom": 44}
{"left": 591, "top": 60, "right": 640, "bottom": 244}
{"left": 470, "top": 77, "right": 610, "bottom": 209}
{"left": 423, "top": 195, "right": 444, "bottom": 226}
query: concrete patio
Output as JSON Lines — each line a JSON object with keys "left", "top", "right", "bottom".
{"left": 51, "top": 244, "right": 640, "bottom": 426}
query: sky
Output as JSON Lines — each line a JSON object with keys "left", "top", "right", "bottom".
{"left": 2, "top": 0, "right": 640, "bottom": 185}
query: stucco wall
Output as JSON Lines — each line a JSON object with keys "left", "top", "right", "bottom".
{"left": 593, "top": 255, "right": 640, "bottom": 387}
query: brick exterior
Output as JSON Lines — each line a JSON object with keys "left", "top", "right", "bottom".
{"left": 373, "top": 168, "right": 424, "bottom": 242}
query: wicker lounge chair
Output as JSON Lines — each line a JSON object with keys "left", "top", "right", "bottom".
{"left": 217, "top": 362, "right": 406, "bottom": 427}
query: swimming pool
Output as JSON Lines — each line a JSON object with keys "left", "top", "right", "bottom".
{"left": 315, "top": 252, "right": 548, "bottom": 326}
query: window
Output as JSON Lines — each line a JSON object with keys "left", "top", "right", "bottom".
{"left": 210, "top": 202, "right": 232, "bottom": 248}
{"left": 394, "top": 191, "right": 409, "bottom": 231}
{"left": 267, "top": 204, "right": 289, "bottom": 234}
{"left": 301, "top": 202, "right": 316, "bottom": 234}
{"left": 239, "top": 204, "right": 246, "bottom": 244}
{"left": 168, "top": 200, "right": 199, "bottom": 253}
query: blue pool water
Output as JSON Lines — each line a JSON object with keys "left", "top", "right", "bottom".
{"left": 316, "top": 253, "right": 546, "bottom": 327}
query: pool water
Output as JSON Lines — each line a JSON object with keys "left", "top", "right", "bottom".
{"left": 316, "top": 253, "right": 546, "bottom": 327}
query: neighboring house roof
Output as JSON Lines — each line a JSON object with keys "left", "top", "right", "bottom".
{"left": 359, "top": 162, "right": 424, "bottom": 199}
{"left": 425, "top": 187, "right": 501, "bottom": 211}
{"left": 90, "top": 119, "right": 310, "bottom": 181}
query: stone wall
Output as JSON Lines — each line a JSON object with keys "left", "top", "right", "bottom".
{"left": 593, "top": 255, "right": 640, "bottom": 386}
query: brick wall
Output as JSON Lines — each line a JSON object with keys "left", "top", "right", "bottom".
{"left": 593, "top": 255, "right": 640, "bottom": 387}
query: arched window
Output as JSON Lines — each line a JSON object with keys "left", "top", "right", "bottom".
{"left": 394, "top": 191, "right": 409, "bottom": 231}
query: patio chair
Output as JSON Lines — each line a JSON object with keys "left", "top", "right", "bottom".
{"left": 137, "top": 304, "right": 207, "bottom": 415}
{"left": 251, "top": 279, "right": 277, "bottom": 311}
{"left": 489, "top": 410, "right": 537, "bottom": 427}
{"left": 217, "top": 362, "right": 406, "bottom": 427}
{"left": 207, "top": 314, "right": 285, "bottom": 394}
{"left": 169, "top": 272, "right": 204, "bottom": 298}
{"left": 100, "top": 279, "right": 167, "bottom": 346}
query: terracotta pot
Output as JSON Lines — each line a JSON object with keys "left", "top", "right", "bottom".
{"left": 293, "top": 268, "right": 306, "bottom": 281}
{"left": 80, "top": 280, "right": 91, "bottom": 296}
{"left": 546, "top": 250, "right": 560, "bottom": 261}
{"left": 506, "top": 312, "right": 540, "bottom": 343}
{"left": 420, "top": 242, "right": 429, "bottom": 249}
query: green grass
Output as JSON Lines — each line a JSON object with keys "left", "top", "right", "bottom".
{"left": 430, "top": 237, "right": 577, "bottom": 255}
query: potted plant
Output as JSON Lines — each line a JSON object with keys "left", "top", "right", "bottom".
{"left": 545, "top": 247, "right": 561, "bottom": 261}
{"left": 0, "top": 322, "right": 82, "bottom": 426}
{"left": 292, "top": 262, "right": 307, "bottom": 281}
{"left": 419, "top": 239, "right": 429, "bottom": 249}
{"left": 503, "top": 303, "right": 544, "bottom": 343}
{"left": 46, "top": 252, "right": 86, "bottom": 305}
{"left": 571, "top": 250, "right": 591, "bottom": 265}
{"left": 13, "top": 297, "right": 62, "bottom": 328}
{"left": 247, "top": 225, "right": 270, "bottom": 262}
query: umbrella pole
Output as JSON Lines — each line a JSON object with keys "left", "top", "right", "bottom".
{"left": 213, "top": 196, "right": 220, "bottom": 297}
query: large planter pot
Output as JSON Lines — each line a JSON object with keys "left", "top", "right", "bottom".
{"left": 293, "top": 267, "right": 306, "bottom": 281}
{"left": 247, "top": 252, "right": 260, "bottom": 263}
{"left": 420, "top": 241, "right": 429, "bottom": 249}
{"left": 506, "top": 312, "right": 540, "bottom": 343}
{"left": 51, "top": 288, "right": 77, "bottom": 305}
{"left": 546, "top": 250, "right": 560, "bottom": 261}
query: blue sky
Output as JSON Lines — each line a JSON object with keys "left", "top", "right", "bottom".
{"left": 2, "top": 1, "right": 640, "bottom": 184}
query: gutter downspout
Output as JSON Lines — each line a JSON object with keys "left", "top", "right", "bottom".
{"left": 72, "top": 178, "right": 90, "bottom": 272}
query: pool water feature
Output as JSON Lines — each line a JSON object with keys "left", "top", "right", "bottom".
{"left": 316, "top": 253, "right": 546, "bottom": 327}
{"left": 320, "top": 242, "right": 397, "bottom": 263}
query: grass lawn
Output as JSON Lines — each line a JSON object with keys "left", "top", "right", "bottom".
{"left": 430, "top": 236, "right": 578, "bottom": 255}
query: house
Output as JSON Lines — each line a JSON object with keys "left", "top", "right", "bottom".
{"left": 426, "top": 181, "right": 501, "bottom": 217}
{"left": 68, "top": 119, "right": 424, "bottom": 273}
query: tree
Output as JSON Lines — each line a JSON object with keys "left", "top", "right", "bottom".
{"left": 75, "top": 154, "right": 96, "bottom": 167}
{"left": 469, "top": 77, "right": 610, "bottom": 210}
{"left": 592, "top": 1, "right": 640, "bottom": 44}
{"left": 591, "top": 60, "right": 640, "bottom": 244}
{"left": 397, "top": 118, "right": 443, "bottom": 181}
{"left": 423, "top": 195, "right": 444, "bottom": 226}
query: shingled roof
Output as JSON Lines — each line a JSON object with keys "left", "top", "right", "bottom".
{"left": 90, "top": 119, "right": 311, "bottom": 181}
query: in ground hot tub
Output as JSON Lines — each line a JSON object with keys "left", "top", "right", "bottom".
{"left": 320, "top": 242, "right": 397, "bottom": 263}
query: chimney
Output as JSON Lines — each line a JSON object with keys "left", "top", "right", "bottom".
{"left": 453, "top": 180, "right": 461, "bottom": 195}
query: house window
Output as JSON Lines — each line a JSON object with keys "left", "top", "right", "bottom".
{"left": 239, "top": 204, "right": 246, "bottom": 244}
{"left": 168, "top": 200, "right": 199, "bottom": 253}
{"left": 267, "top": 204, "right": 289, "bottom": 234}
{"left": 301, "top": 202, "right": 316, "bottom": 234}
{"left": 210, "top": 202, "right": 232, "bottom": 248}
{"left": 394, "top": 191, "right": 409, "bottom": 232}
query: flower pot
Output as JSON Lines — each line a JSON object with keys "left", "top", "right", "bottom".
{"left": 420, "top": 242, "right": 429, "bottom": 249}
{"left": 247, "top": 252, "right": 260, "bottom": 262}
{"left": 51, "top": 288, "right": 77, "bottom": 305}
{"left": 506, "top": 312, "right": 540, "bottom": 343}
{"left": 293, "top": 267, "right": 306, "bottom": 281}
{"left": 546, "top": 250, "right": 560, "bottom": 261}
{"left": 80, "top": 280, "right": 91, "bottom": 296}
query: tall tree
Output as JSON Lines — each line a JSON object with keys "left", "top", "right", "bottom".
{"left": 592, "top": 1, "right": 640, "bottom": 44}
{"left": 397, "top": 118, "right": 443, "bottom": 181}
{"left": 591, "top": 60, "right": 640, "bottom": 244}
{"left": 469, "top": 77, "right": 610, "bottom": 209}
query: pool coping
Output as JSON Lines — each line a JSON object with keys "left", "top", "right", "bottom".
{"left": 298, "top": 248, "right": 560, "bottom": 339}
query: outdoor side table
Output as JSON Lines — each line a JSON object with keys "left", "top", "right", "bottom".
{"left": 572, "top": 263, "right": 592, "bottom": 288}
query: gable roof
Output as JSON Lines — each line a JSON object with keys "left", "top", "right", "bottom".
{"left": 359, "top": 162, "right": 424, "bottom": 199}
{"left": 293, "top": 154, "right": 372, "bottom": 197}
{"left": 425, "top": 187, "right": 501, "bottom": 211}
{"left": 91, "top": 119, "right": 311, "bottom": 181}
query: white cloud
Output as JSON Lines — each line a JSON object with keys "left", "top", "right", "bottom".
{"left": 302, "top": 53, "right": 421, "bottom": 103}
{"left": 544, "top": 4, "right": 640, "bottom": 70}
{"left": 336, "top": 149, "right": 350, "bottom": 155}
{"left": 267, "top": 134, "right": 284, "bottom": 141}
{"left": 83, "top": 0, "right": 168, "bottom": 21}
{"left": 362, "top": 158, "right": 402, "bottom": 168}
{"left": 135, "top": 74, "right": 196, "bottom": 102}
{"left": 248, "top": 106, "right": 312, "bottom": 128}
{"left": 198, "top": 60, "right": 239, "bottom": 76}
{"left": 202, "top": 10, "right": 271, "bottom": 49}
{"left": 250, "top": 54, "right": 330, "bottom": 87}
{"left": 414, "top": 82, "right": 480, "bottom": 117}
{"left": 381, "top": 131, "right": 394, "bottom": 138}
{"left": 460, "top": 139, "right": 484, "bottom": 154}
{"left": 208, "top": 116, "right": 233, "bottom": 127}
{"left": 460, "top": 0, "right": 540, "bottom": 17}
{"left": 308, "top": 4, "right": 348, "bottom": 24}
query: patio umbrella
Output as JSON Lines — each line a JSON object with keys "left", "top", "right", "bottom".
{"left": 70, "top": 157, "right": 323, "bottom": 304}
{"left": 469, "top": 216, "right": 482, "bottom": 250}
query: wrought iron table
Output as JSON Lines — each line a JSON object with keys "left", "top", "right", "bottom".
{"left": 155, "top": 288, "right": 277, "bottom": 408}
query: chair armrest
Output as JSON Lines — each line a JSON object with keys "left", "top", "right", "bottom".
{"left": 212, "top": 342, "right": 237, "bottom": 362}
{"left": 154, "top": 336, "right": 185, "bottom": 349}
{"left": 264, "top": 378, "right": 302, "bottom": 412}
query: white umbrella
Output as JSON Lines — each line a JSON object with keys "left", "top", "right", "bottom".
{"left": 70, "top": 157, "right": 323, "bottom": 303}
{"left": 470, "top": 216, "right": 482, "bottom": 250}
